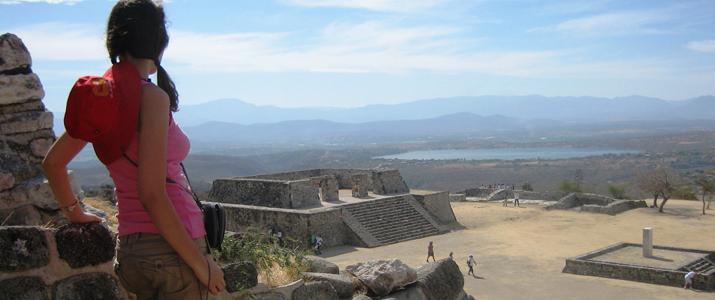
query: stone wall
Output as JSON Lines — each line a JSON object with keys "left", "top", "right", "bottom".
{"left": 463, "top": 187, "right": 495, "bottom": 198}
{"left": 221, "top": 203, "right": 359, "bottom": 248}
{"left": 372, "top": 169, "right": 409, "bottom": 195}
{"left": 448, "top": 193, "right": 466, "bottom": 202}
{"left": 412, "top": 191, "right": 458, "bottom": 225}
{"left": 581, "top": 200, "right": 648, "bottom": 215}
{"left": 209, "top": 178, "right": 321, "bottom": 209}
{"left": 545, "top": 193, "right": 647, "bottom": 215}
{"left": 247, "top": 169, "right": 374, "bottom": 189}
{"left": 0, "top": 223, "right": 125, "bottom": 299}
{"left": 564, "top": 243, "right": 715, "bottom": 291}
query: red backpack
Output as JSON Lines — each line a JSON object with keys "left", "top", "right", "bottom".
{"left": 63, "top": 61, "right": 142, "bottom": 165}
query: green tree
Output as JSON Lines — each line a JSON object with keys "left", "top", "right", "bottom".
{"left": 608, "top": 185, "right": 627, "bottom": 199}
{"left": 695, "top": 175, "right": 715, "bottom": 215}
{"left": 560, "top": 180, "right": 582, "bottom": 194}
{"left": 521, "top": 183, "right": 534, "bottom": 191}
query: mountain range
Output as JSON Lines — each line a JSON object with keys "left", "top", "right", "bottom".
{"left": 51, "top": 95, "right": 715, "bottom": 148}
{"left": 171, "top": 95, "right": 715, "bottom": 126}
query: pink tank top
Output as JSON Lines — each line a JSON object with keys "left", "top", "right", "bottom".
{"left": 107, "top": 112, "right": 206, "bottom": 239}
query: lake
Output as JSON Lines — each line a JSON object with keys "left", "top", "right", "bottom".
{"left": 375, "top": 148, "right": 640, "bottom": 161}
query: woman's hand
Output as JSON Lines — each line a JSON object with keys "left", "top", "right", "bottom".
{"left": 64, "top": 207, "right": 103, "bottom": 224}
{"left": 192, "top": 256, "right": 226, "bottom": 294}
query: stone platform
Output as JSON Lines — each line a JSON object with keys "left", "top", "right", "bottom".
{"left": 564, "top": 242, "right": 715, "bottom": 291}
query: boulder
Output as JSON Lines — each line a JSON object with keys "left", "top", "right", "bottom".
{"left": 52, "top": 272, "right": 121, "bottom": 300}
{"left": 0, "top": 226, "right": 49, "bottom": 271}
{"left": 0, "top": 33, "right": 32, "bottom": 73}
{"left": 346, "top": 259, "right": 417, "bottom": 296}
{"left": 302, "top": 272, "right": 355, "bottom": 298}
{"left": 292, "top": 281, "right": 338, "bottom": 300}
{"left": 223, "top": 261, "right": 258, "bottom": 293}
{"left": 415, "top": 259, "right": 464, "bottom": 300}
{"left": 0, "top": 276, "right": 49, "bottom": 300}
{"left": 305, "top": 255, "right": 339, "bottom": 274}
{"left": 55, "top": 223, "right": 115, "bottom": 268}
{"left": 251, "top": 291, "right": 286, "bottom": 300}
{"left": 380, "top": 285, "right": 428, "bottom": 300}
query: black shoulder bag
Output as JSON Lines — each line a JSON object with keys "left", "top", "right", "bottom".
{"left": 123, "top": 154, "right": 226, "bottom": 249}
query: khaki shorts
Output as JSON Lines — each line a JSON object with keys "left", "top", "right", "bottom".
{"left": 115, "top": 233, "right": 212, "bottom": 300}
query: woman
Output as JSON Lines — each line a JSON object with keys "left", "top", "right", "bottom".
{"left": 42, "top": 0, "right": 225, "bottom": 298}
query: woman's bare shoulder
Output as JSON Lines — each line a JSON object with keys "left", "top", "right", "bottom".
{"left": 141, "top": 84, "right": 170, "bottom": 108}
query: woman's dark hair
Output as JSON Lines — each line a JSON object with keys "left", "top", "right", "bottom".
{"left": 106, "top": 0, "right": 179, "bottom": 111}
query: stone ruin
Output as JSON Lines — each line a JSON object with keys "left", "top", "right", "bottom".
{"left": 0, "top": 33, "right": 126, "bottom": 300}
{"left": 545, "top": 192, "right": 647, "bottom": 215}
{"left": 207, "top": 168, "right": 458, "bottom": 249}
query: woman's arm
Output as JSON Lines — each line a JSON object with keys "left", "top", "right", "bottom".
{"left": 137, "top": 85, "right": 224, "bottom": 294}
{"left": 42, "top": 133, "right": 102, "bottom": 223}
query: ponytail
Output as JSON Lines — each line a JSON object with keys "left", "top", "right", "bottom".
{"left": 155, "top": 60, "right": 179, "bottom": 112}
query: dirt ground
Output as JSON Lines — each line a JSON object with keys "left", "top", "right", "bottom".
{"left": 323, "top": 200, "right": 715, "bottom": 299}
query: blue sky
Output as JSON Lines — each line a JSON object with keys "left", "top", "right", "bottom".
{"left": 2, "top": 0, "right": 715, "bottom": 113}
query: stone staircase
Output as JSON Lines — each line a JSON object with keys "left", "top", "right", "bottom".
{"left": 682, "top": 257, "right": 715, "bottom": 274}
{"left": 342, "top": 195, "right": 443, "bottom": 247}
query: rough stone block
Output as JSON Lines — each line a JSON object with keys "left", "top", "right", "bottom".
{"left": 305, "top": 255, "right": 339, "bottom": 274}
{"left": 0, "top": 33, "right": 32, "bottom": 73}
{"left": 302, "top": 272, "right": 355, "bottom": 298}
{"left": 415, "top": 258, "right": 464, "bottom": 300}
{"left": 352, "top": 295, "right": 372, "bottom": 300}
{"left": 52, "top": 273, "right": 121, "bottom": 300}
{"left": 371, "top": 170, "right": 409, "bottom": 195}
{"left": 0, "top": 204, "right": 43, "bottom": 225}
{"left": 0, "top": 171, "right": 14, "bottom": 191}
{"left": 351, "top": 174, "right": 369, "bottom": 198}
{"left": 0, "top": 154, "right": 42, "bottom": 186}
{"left": 0, "top": 98, "right": 44, "bottom": 114}
{"left": 0, "top": 226, "right": 49, "bottom": 271}
{"left": 0, "top": 110, "right": 53, "bottom": 134}
{"left": 0, "top": 73, "right": 45, "bottom": 105}
{"left": 0, "top": 177, "right": 57, "bottom": 210}
{"left": 55, "top": 223, "right": 115, "bottom": 268}
{"left": 292, "top": 281, "right": 338, "bottom": 300}
{"left": 381, "top": 284, "right": 428, "bottom": 300}
{"left": 29, "top": 137, "right": 52, "bottom": 157}
{"left": 0, "top": 276, "right": 49, "bottom": 300}
{"left": 223, "top": 261, "right": 258, "bottom": 293}
{"left": 346, "top": 259, "right": 417, "bottom": 296}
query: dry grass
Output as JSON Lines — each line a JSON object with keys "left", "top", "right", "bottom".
{"left": 83, "top": 197, "right": 118, "bottom": 232}
{"left": 258, "top": 260, "right": 306, "bottom": 287}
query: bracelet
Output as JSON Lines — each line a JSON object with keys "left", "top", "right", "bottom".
{"left": 59, "top": 199, "right": 79, "bottom": 212}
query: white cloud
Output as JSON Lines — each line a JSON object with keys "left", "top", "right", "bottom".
{"left": 9, "top": 23, "right": 106, "bottom": 61}
{"left": 0, "top": 0, "right": 82, "bottom": 4}
{"left": 8, "top": 21, "right": 681, "bottom": 80}
{"left": 530, "top": 11, "right": 671, "bottom": 36}
{"left": 281, "top": 0, "right": 446, "bottom": 12}
{"left": 686, "top": 40, "right": 715, "bottom": 54}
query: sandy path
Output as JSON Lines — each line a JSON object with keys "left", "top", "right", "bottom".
{"left": 323, "top": 200, "right": 715, "bottom": 299}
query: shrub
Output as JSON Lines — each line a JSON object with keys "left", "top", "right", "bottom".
{"left": 213, "top": 228, "right": 308, "bottom": 288}
{"left": 559, "top": 180, "right": 582, "bottom": 194}
{"left": 608, "top": 185, "right": 627, "bottom": 199}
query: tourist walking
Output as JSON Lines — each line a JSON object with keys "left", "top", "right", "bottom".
{"left": 427, "top": 241, "right": 436, "bottom": 262}
{"left": 514, "top": 192, "right": 520, "bottom": 207}
{"left": 467, "top": 255, "right": 476, "bottom": 276}
{"left": 684, "top": 271, "right": 697, "bottom": 289}
{"left": 314, "top": 235, "right": 324, "bottom": 255}
{"left": 42, "top": 1, "right": 225, "bottom": 298}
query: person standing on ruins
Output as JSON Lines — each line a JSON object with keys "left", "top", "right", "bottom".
{"left": 514, "top": 191, "right": 520, "bottom": 207}
{"left": 684, "top": 271, "right": 697, "bottom": 289}
{"left": 42, "top": 1, "right": 225, "bottom": 298}
{"left": 427, "top": 241, "right": 436, "bottom": 262}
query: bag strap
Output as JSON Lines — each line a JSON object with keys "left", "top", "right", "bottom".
{"left": 122, "top": 153, "right": 203, "bottom": 209}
